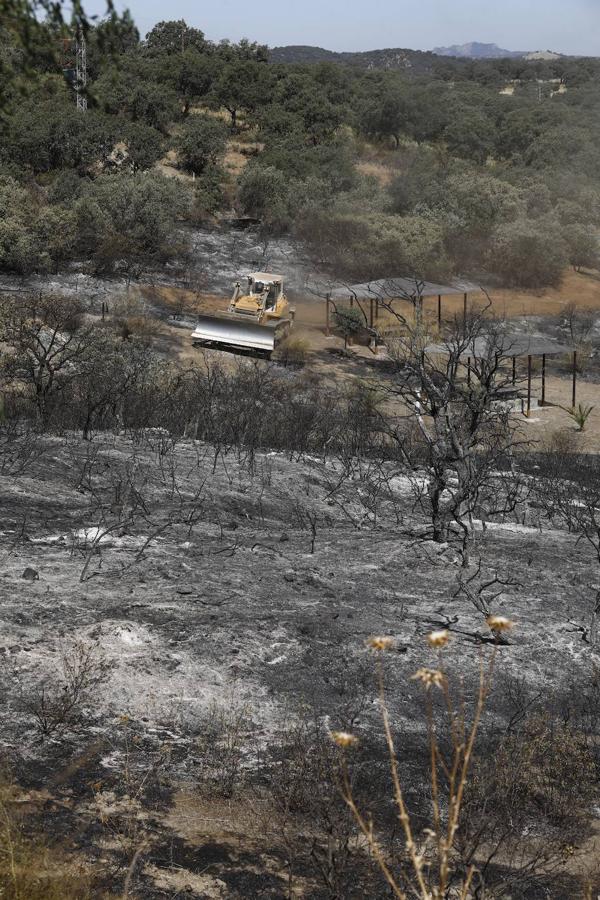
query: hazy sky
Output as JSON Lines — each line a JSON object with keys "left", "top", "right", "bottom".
{"left": 84, "top": 0, "right": 600, "bottom": 56}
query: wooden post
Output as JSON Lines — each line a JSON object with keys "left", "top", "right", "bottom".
{"left": 349, "top": 295, "right": 354, "bottom": 308}
{"left": 437, "top": 294, "right": 442, "bottom": 327}
{"left": 526, "top": 354, "right": 532, "bottom": 417}
{"left": 369, "top": 297, "right": 374, "bottom": 329}
{"left": 375, "top": 298, "right": 379, "bottom": 321}
{"left": 541, "top": 353, "right": 546, "bottom": 406}
{"left": 325, "top": 294, "right": 330, "bottom": 336}
{"left": 512, "top": 356, "right": 516, "bottom": 385}
{"left": 572, "top": 350, "right": 577, "bottom": 408}
{"left": 463, "top": 292, "right": 468, "bottom": 328}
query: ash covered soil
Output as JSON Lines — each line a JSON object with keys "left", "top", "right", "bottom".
{"left": 0, "top": 433, "right": 597, "bottom": 896}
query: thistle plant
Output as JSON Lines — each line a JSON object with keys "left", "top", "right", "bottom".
{"left": 332, "top": 619, "right": 514, "bottom": 899}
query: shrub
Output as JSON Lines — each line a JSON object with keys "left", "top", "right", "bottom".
{"left": 21, "top": 640, "right": 109, "bottom": 738}
{"left": 274, "top": 335, "right": 309, "bottom": 368}
{"left": 490, "top": 218, "right": 567, "bottom": 287}
{"left": 237, "top": 163, "right": 292, "bottom": 229}
{"left": 334, "top": 305, "right": 364, "bottom": 348}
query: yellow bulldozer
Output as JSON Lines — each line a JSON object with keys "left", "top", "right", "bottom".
{"left": 191, "top": 272, "right": 293, "bottom": 357}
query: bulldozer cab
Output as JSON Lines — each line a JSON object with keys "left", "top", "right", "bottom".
{"left": 246, "top": 273, "right": 283, "bottom": 310}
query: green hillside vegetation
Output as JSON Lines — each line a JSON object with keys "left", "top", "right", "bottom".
{"left": 1, "top": 14, "right": 600, "bottom": 285}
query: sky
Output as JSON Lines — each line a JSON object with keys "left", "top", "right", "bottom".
{"left": 84, "top": 0, "right": 600, "bottom": 56}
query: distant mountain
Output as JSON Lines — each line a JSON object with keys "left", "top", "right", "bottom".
{"left": 268, "top": 45, "right": 440, "bottom": 73}
{"left": 433, "top": 42, "right": 527, "bottom": 59}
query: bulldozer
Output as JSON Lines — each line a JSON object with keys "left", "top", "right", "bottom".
{"left": 191, "top": 272, "right": 293, "bottom": 357}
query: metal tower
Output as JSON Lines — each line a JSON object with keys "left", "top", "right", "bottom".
{"left": 75, "top": 28, "right": 87, "bottom": 112}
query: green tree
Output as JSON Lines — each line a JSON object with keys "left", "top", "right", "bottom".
{"left": 94, "top": 70, "right": 179, "bottom": 133}
{"left": 33, "top": 206, "right": 77, "bottom": 271}
{"left": 405, "top": 82, "right": 452, "bottom": 143}
{"left": 145, "top": 20, "right": 206, "bottom": 55}
{"left": 237, "top": 164, "right": 291, "bottom": 227}
{"left": 122, "top": 121, "right": 163, "bottom": 171}
{"left": 435, "top": 171, "right": 524, "bottom": 269}
{"left": 168, "top": 50, "right": 221, "bottom": 114}
{"left": 211, "top": 59, "right": 274, "bottom": 129}
{"left": 370, "top": 214, "right": 449, "bottom": 280}
{"left": 48, "top": 170, "right": 87, "bottom": 204}
{"left": 432, "top": 172, "right": 523, "bottom": 233}
{"left": 563, "top": 224, "right": 599, "bottom": 272}
{"left": 74, "top": 173, "right": 191, "bottom": 270}
{"left": 256, "top": 104, "right": 304, "bottom": 142}
{"left": 215, "top": 38, "right": 268, "bottom": 64}
{"left": 490, "top": 218, "right": 568, "bottom": 287}
{"left": 443, "top": 109, "right": 494, "bottom": 165}
{"left": 72, "top": 194, "right": 111, "bottom": 257}
{"left": 299, "top": 211, "right": 448, "bottom": 281}
{"left": 0, "top": 216, "right": 38, "bottom": 274}
{"left": 495, "top": 106, "right": 566, "bottom": 161}
{"left": 2, "top": 95, "right": 114, "bottom": 172}
{"left": 334, "top": 305, "right": 364, "bottom": 348}
{"left": 87, "top": 11, "right": 139, "bottom": 77}
{"left": 176, "top": 113, "right": 228, "bottom": 175}
{"left": 359, "top": 80, "right": 410, "bottom": 146}
{"left": 0, "top": 175, "right": 76, "bottom": 274}
{"left": 192, "top": 165, "right": 225, "bottom": 219}
{"left": 272, "top": 72, "right": 344, "bottom": 144}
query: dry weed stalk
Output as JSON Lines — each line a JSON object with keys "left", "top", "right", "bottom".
{"left": 335, "top": 626, "right": 512, "bottom": 899}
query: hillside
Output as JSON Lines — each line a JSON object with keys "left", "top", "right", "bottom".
{"left": 268, "top": 44, "right": 440, "bottom": 72}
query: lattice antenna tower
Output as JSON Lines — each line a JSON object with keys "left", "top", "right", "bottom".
{"left": 75, "top": 27, "right": 88, "bottom": 112}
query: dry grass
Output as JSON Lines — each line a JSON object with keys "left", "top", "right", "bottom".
{"left": 463, "top": 270, "right": 600, "bottom": 318}
{"left": 153, "top": 149, "right": 194, "bottom": 183}
{"left": 0, "top": 782, "right": 94, "bottom": 899}
{"left": 356, "top": 160, "right": 395, "bottom": 186}
{"left": 223, "top": 147, "right": 250, "bottom": 176}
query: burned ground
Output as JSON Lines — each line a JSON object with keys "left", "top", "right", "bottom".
{"left": 0, "top": 432, "right": 598, "bottom": 896}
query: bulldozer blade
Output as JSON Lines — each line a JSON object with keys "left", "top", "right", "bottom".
{"left": 191, "top": 314, "right": 281, "bottom": 354}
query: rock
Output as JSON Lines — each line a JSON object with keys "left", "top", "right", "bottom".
{"left": 283, "top": 571, "right": 296, "bottom": 582}
{"left": 279, "top": 533, "right": 290, "bottom": 542}
{"left": 21, "top": 568, "right": 39, "bottom": 581}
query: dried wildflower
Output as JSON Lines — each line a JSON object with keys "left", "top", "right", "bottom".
{"left": 486, "top": 615, "right": 514, "bottom": 632}
{"left": 427, "top": 629, "right": 449, "bottom": 648}
{"left": 367, "top": 636, "right": 394, "bottom": 651}
{"left": 411, "top": 668, "right": 445, "bottom": 690}
{"left": 331, "top": 731, "right": 359, "bottom": 748}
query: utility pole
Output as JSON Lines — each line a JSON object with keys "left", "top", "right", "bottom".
{"left": 75, "top": 27, "right": 87, "bottom": 112}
